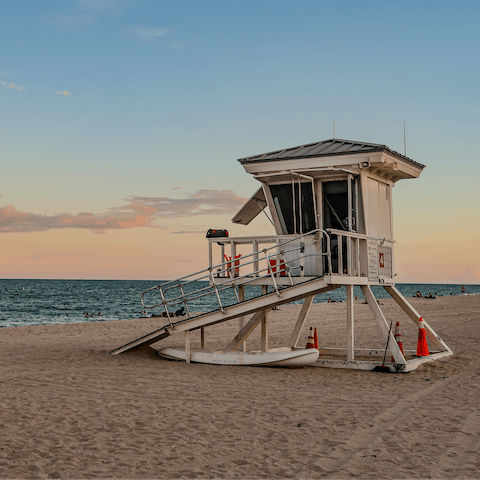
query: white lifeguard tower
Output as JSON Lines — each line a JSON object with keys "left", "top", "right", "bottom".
{"left": 112, "top": 138, "right": 452, "bottom": 372}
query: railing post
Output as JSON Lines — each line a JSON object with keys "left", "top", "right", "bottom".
{"left": 338, "top": 234, "right": 343, "bottom": 275}
{"left": 325, "top": 232, "right": 332, "bottom": 274}
{"left": 220, "top": 244, "right": 225, "bottom": 277}
{"left": 279, "top": 250, "right": 294, "bottom": 286}
{"left": 347, "top": 236, "right": 352, "bottom": 275}
{"left": 230, "top": 241, "right": 236, "bottom": 279}
{"left": 209, "top": 268, "right": 225, "bottom": 313}
{"left": 158, "top": 286, "right": 173, "bottom": 327}
{"left": 253, "top": 240, "right": 259, "bottom": 277}
{"left": 264, "top": 249, "right": 281, "bottom": 296}
{"left": 356, "top": 238, "right": 361, "bottom": 277}
{"left": 178, "top": 284, "right": 191, "bottom": 318}
{"left": 208, "top": 240, "right": 212, "bottom": 271}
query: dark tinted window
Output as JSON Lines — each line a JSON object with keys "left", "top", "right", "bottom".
{"left": 270, "top": 182, "right": 316, "bottom": 234}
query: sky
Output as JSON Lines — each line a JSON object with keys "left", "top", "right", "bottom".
{"left": 1, "top": 0, "right": 480, "bottom": 283}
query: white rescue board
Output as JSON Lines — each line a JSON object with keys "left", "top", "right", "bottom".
{"left": 155, "top": 346, "right": 319, "bottom": 367}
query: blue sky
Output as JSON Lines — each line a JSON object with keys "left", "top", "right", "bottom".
{"left": 1, "top": 0, "right": 480, "bottom": 281}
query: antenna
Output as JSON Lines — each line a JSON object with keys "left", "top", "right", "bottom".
{"left": 333, "top": 121, "right": 335, "bottom": 139}
{"left": 404, "top": 122, "right": 407, "bottom": 157}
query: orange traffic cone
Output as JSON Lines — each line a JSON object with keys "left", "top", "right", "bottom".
{"left": 306, "top": 327, "right": 316, "bottom": 349}
{"left": 314, "top": 328, "right": 319, "bottom": 350}
{"left": 391, "top": 321, "right": 404, "bottom": 362}
{"left": 416, "top": 317, "right": 429, "bottom": 357}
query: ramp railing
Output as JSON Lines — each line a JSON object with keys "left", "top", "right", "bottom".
{"left": 140, "top": 229, "right": 332, "bottom": 326}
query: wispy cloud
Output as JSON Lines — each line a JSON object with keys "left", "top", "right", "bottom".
{"left": 171, "top": 230, "right": 205, "bottom": 235}
{"left": 46, "top": 14, "right": 96, "bottom": 29}
{"left": 168, "top": 41, "right": 186, "bottom": 50}
{"left": 78, "top": 0, "right": 120, "bottom": 11}
{"left": 57, "top": 91, "right": 72, "bottom": 96}
{"left": 1, "top": 81, "right": 27, "bottom": 91}
{"left": 0, "top": 190, "right": 245, "bottom": 234}
{"left": 172, "top": 187, "right": 183, "bottom": 190}
{"left": 127, "top": 26, "right": 172, "bottom": 40}
{"left": 120, "top": 190, "right": 246, "bottom": 219}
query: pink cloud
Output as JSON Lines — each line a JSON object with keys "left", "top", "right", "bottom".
{"left": 120, "top": 190, "right": 246, "bottom": 219}
{"left": 0, "top": 189, "right": 246, "bottom": 234}
{"left": 1, "top": 81, "right": 27, "bottom": 91}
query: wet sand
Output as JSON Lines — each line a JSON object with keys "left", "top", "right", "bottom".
{"left": 1, "top": 295, "right": 479, "bottom": 479}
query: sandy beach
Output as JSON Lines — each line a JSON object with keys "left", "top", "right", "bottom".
{"left": 1, "top": 295, "right": 479, "bottom": 479}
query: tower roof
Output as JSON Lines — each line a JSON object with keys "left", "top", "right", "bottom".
{"left": 238, "top": 138, "right": 425, "bottom": 169}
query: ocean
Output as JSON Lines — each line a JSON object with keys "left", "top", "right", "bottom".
{"left": 1, "top": 279, "right": 479, "bottom": 329}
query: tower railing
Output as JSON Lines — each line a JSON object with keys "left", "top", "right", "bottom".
{"left": 140, "top": 229, "right": 332, "bottom": 326}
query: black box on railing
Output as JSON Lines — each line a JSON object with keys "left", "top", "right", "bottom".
{"left": 206, "top": 229, "right": 229, "bottom": 238}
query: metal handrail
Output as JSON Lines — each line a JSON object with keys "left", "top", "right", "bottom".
{"left": 140, "top": 229, "right": 331, "bottom": 318}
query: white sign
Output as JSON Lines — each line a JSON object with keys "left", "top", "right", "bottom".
{"left": 367, "top": 239, "right": 378, "bottom": 282}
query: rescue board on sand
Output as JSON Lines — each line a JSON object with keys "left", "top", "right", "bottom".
{"left": 154, "top": 346, "right": 319, "bottom": 367}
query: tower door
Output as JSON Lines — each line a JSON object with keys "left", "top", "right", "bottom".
{"left": 322, "top": 178, "right": 357, "bottom": 274}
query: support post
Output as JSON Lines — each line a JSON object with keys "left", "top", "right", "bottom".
{"left": 238, "top": 285, "right": 246, "bottom": 351}
{"left": 200, "top": 326, "right": 205, "bottom": 350}
{"left": 289, "top": 295, "right": 314, "bottom": 348}
{"left": 360, "top": 285, "right": 405, "bottom": 363}
{"left": 346, "top": 285, "right": 354, "bottom": 361}
{"left": 225, "top": 309, "right": 270, "bottom": 351}
{"left": 261, "top": 285, "right": 268, "bottom": 352}
{"left": 384, "top": 285, "right": 451, "bottom": 352}
{"left": 185, "top": 330, "right": 191, "bottom": 364}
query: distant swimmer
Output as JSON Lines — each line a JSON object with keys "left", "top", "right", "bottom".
{"left": 98, "top": 312, "right": 101, "bottom": 316}
{"left": 461, "top": 285, "right": 466, "bottom": 293}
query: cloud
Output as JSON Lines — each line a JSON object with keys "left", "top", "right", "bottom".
{"left": 1, "top": 81, "right": 27, "bottom": 91}
{"left": 168, "top": 42, "right": 187, "bottom": 50}
{"left": 120, "top": 190, "right": 246, "bottom": 219}
{"left": 127, "top": 26, "right": 172, "bottom": 40}
{"left": 0, "top": 190, "right": 246, "bottom": 234}
{"left": 78, "top": 0, "right": 120, "bottom": 11}
{"left": 57, "top": 91, "right": 72, "bottom": 96}
{"left": 47, "top": 14, "right": 96, "bottom": 29}
{"left": 172, "top": 187, "right": 182, "bottom": 190}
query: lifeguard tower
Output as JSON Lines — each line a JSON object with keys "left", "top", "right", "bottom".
{"left": 111, "top": 138, "right": 452, "bottom": 372}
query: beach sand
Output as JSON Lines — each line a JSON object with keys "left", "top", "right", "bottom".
{"left": 1, "top": 295, "right": 479, "bottom": 479}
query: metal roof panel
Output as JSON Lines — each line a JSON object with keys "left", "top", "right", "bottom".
{"left": 238, "top": 138, "right": 425, "bottom": 169}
